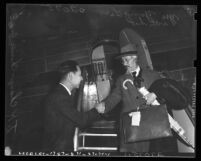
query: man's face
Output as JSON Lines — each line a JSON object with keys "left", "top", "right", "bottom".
{"left": 71, "top": 66, "right": 83, "bottom": 89}
{"left": 121, "top": 55, "right": 138, "bottom": 72}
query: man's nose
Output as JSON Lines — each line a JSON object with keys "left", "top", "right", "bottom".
{"left": 124, "top": 61, "right": 129, "bottom": 66}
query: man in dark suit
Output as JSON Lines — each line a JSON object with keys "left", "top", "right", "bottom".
{"left": 96, "top": 42, "right": 162, "bottom": 152}
{"left": 42, "top": 60, "right": 101, "bottom": 152}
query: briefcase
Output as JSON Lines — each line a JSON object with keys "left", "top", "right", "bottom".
{"left": 122, "top": 104, "right": 172, "bottom": 143}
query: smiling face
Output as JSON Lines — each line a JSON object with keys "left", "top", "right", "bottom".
{"left": 121, "top": 55, "right": 139, "bottom": 73}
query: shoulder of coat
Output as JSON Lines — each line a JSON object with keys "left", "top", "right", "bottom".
{"left": 142, "top": 68, "right": 159, "bottom": 75}
{"left": 118, "top": 73, "right": 133, "bottom": 81}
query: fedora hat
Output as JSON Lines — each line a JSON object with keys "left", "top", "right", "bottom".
{"left": 116, "top": 28, "right": 138, "bottom": 59}
{"left": 115, "top": 43, "right": 138, "bottom": 59}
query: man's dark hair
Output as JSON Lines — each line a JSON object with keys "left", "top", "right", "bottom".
{"left": 58, "top": 60, "right": 78, "bottom": 81}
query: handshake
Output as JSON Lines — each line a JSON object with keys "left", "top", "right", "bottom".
{"left": 95, "top": 102, "right": 105, "bottom": 114}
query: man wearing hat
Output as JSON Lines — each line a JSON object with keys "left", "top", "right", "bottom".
{"left": 95, "top": 30, "right": 162, "bottom": 152}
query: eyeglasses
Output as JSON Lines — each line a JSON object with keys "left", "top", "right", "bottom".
{"left": 121, "top": 56, "right": 138, "bottom": 65}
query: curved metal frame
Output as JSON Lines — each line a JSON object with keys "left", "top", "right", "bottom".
{"left": 89, "top": 38, "right": 119, "bottom": 82}
{"left": 73, "top": 37, "right": 120, "bottom": 152}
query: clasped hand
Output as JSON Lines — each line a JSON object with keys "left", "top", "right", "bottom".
{"left": 144, "top": 92, "right": 157, "bottom": 105}
{"left": 95, "top": 102, "right": 105, "bottom": 114}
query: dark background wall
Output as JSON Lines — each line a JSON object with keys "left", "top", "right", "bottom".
{"left": 5, "top": 4, "right": 196, "bottom": 153}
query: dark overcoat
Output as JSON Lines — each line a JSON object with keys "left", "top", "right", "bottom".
{"left": 105, "top": 68, "right": 161, "bottom": 152}
{"left": 42, "top": 84, "right": 101, "bottom": 152}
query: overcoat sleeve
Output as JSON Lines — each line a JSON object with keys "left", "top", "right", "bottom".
{"left": 104, "top": 77, "right": 122, "bottom": 113}
{"left": 52, "top": 94, "right": 101, "bottom": 128}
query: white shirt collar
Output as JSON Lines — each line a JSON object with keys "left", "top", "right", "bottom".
{"left": 132, "top": 66, "right": 140, "bottom": 77}
{"left": 59, "top": 83, "right": 71, "bottom": 95}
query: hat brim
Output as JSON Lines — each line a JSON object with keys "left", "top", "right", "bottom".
{"left": 115, "top": 51, "right": 138, "bottom": 59}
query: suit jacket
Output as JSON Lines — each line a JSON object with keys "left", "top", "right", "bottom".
{"left": 42, "top": 84, "right": 101, "bottom": 152}
{"left": 104, "top": 68, "right": 161, "bottom": 152}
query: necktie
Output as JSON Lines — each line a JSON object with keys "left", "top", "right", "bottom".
{"left": 132, "top": 71, "right": 142, "bottom": 88}
{"left": 132, "top": 71, "right": 137, "bottom": 78}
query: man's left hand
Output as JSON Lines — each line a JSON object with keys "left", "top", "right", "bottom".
{"left": 95, "top": 102, "right": 105, "bottom": 114}
{"left": 144, "top": 92, "right": 157, "bottom": 105}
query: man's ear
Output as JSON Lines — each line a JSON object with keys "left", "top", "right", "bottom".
{"left": 67, "top": 72, "right": 73, "bottom": 81}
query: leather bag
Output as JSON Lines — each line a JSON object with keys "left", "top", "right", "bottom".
{"left": 122, "top": 104, "right": 172, "bottom": 143}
